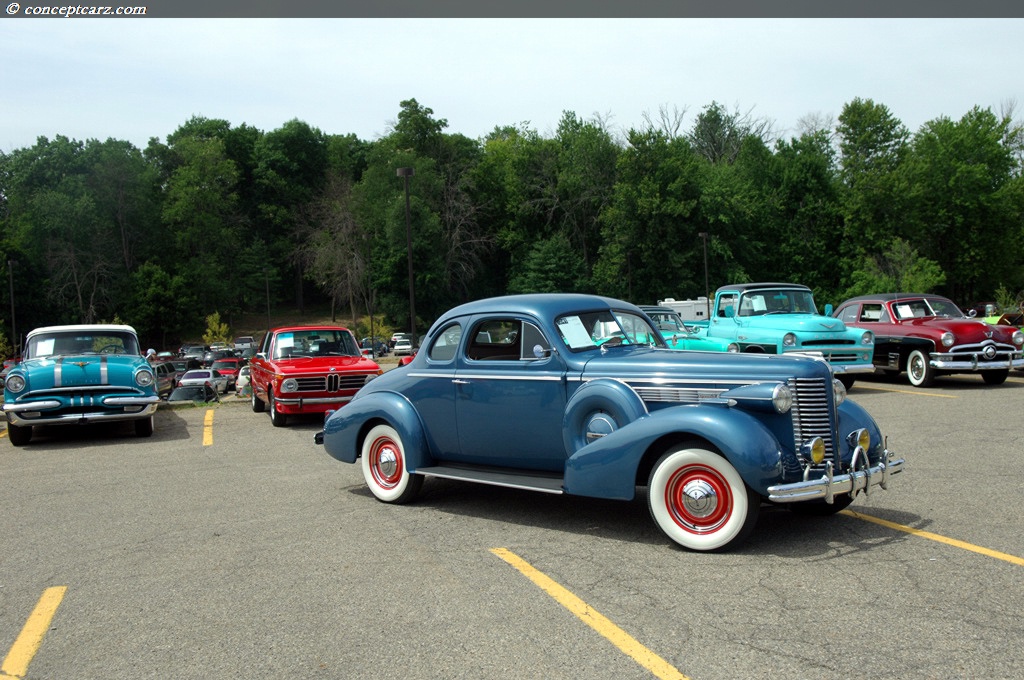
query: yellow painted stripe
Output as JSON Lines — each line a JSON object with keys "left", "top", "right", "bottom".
{"left": 1, "top": 586, "right": 68, "bottom": 678}
{"left": 842, "top": 510, "right": 1024, "bottom": 566}
{"left": 491, "top": 548, "right": 688, "bottom": 680}
{"left": 203, "top": 409, "right": 214, "bottom": 446}
{"left": 853, "top": 385, "right": 958, "bottom": 398}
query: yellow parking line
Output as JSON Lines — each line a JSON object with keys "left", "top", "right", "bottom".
{"left": 1, "top": 586, "right": 67, "bottom": 679}
{"left": 842, "top": 510, "right": 1024, "bottom": 566}
{"left": 853, "top": 385, "right": 958, "bottom": 398}
{"left": 203, "top": 409, "right": 214, "bottom": 446}
{"left": 491, "top": 548, "right": 688, "bottom": 680}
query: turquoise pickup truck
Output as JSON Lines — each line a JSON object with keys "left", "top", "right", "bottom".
{"left": 681, "top": 283, "right": 876, "bottom": 387}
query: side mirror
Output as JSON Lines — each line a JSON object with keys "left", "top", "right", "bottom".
{"left": 824, "top": 303, "right": 833, "bottom": 316}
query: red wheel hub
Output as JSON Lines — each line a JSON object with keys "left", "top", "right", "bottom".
{"left": 665, "top": 464, "right": 733, "bottom": 534}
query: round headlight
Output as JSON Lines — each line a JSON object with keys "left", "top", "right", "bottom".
{"left": 861, "top": 330, "right": 873, "bottom": 345}
{"left": 5, "top": 374, "right": 25, "bottom": 393}
{"left": 801, "top": 437, "right": 826, "bottom": 464}
{"left": 941, "top": 331, "right": 955, "bottom": 347}
{"left": 783, "top": 333, "right": 797, "bottom": 347}
{"left": 135, "top": 370, "right": 154, "bottom": 387}
{"left": 281, "top": 378, "right": 298, "bottom": 393}
{"left": 772, "top": 383, "right": 793, "bottom": 414}
{"left": 1013, "top": 330, "right": 1024, "bottom": 347}
{"left": 727, "top": 343, "right": 739, "bottom": 352}
{"left": 832, "top": 378, "right": 847, "bottom": 405}
{"left": 847, "top": 428, "right": 870, "bottom": 450}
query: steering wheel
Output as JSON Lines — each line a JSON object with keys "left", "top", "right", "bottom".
{"left": 97, "top": 344, "right": 123, "bottom": 354}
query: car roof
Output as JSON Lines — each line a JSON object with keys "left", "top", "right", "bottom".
{"left": 439, "top": 293, "right": 642, "bottom": 323}
{"left": 27, "top": 324, "right": 139, "bottom": 337}
{"left": 270, "top": 325, "right": 352, "bottom": 333}
{"left": 714, "top": 283, "right": 811, "bottom": 294}
{"left": 840, "top": 293, "right": 951, "bottom": 305}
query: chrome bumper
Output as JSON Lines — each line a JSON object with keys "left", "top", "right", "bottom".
{"left": 931, "top": 352, "right": 1024, "bottom": 371}
{"left": 767, "top": 448, "right": 904, "bottom": 503}
{"left": 274, "top": 395, "right": 354, "bottom": 407}
{"left": 4, "top": 400, "right": 159, "bottom": 426}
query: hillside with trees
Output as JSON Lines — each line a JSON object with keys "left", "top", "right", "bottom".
{"left": 1, "top": 97, "right": 1022, "bottom": 352}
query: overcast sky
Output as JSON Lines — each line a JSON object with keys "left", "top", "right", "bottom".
{"left": 2, "top": 18, "right": 1022, "bottom": 153}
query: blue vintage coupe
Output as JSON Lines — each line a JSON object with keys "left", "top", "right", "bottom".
{"left": 3, "top": 324, "right": 160, "bottom": 446}
{"left": 317, "top": 294, "right": 904, "bottom": 552}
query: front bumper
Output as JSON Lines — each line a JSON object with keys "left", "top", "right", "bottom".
{"left": 931, "top": 352, "right": 1024, "bottom": 371}
{"left": 274, "top": 394, "right": 355, "bottom": 412}
{"left": 767, "top": 447, "right": 904, "bottom": 504}
{"left": 3, "top": 397, "right": 159, "bottom": 427}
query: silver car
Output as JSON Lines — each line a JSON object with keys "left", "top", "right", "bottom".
{"left": 178, "top": 369, "right": 230, "bottom": 394}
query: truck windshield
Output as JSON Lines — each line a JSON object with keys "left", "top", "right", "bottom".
{"left": 737, "top": 290, "right": 817, "bottom": 316}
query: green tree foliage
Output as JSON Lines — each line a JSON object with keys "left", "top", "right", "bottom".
{"left": 202, "top": 311, "right": 230, "bottom": 345}
{"left": 1, "top": 97, "right": 1022, "bottom": 356}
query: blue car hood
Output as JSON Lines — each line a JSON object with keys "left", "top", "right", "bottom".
{"left": 579, "top": 345, "right": 833, "bottom": 383}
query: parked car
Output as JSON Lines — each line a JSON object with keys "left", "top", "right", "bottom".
{"left": 181, "top": 344, "right": 209, "bottom": 361}
{"left": 249, "top": 325, "right": 383, "bottom": 427}
{"left": 638, "top": 305, "right": 739, "bottom": 352}
{"left": 202, "top": 348, "right": 234, "bottom": 367}
{"left": 392, "top": 338, "right": 414, "bottom": 356}
{"left": 166, "top": 384, "right": 220, "bottom": 404}
{"left": 209, "top": 357, "right": 244, "bottom": 390}
{"left": 832, "top": 293, "right": 1024, "bottom": 386}
{"left": 177, "top": 369, "right": 230, "bottom": 394}
{"left": 361, "top": 337, "right": 389, "bottom": 357}
{"left": 389, "top": 332, "right": 411, "bottom": 349}
{"left": 235, "top": 365, "right": 251, "bottom": 397}
{"left": 316, "top": 293, "right": 904, "bottom": 552}
{"left": 153, "top": 361, "right": 177, "bottom": 398}
{"left": 170, "top": 358, "right": 202, "bottom": 383}
{"left": 2, "top": 324, "right": 160, "bottom": 446}
{"left": 233, "top": 336, "right": 256, "bottom": 351}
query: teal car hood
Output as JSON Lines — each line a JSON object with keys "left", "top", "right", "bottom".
{"left": 7, "top": 354, "right": 153, "bottom": 394}
{"left": 736, "top": 314, "right": 852, "bottom": 334}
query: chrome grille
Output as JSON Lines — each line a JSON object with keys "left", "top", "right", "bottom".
{"left": 632, "top": 386, "right": 728, "bottom": 403}
{"left": 789, "top": 377, "right": 835, "bottom": 460}
{"left": 294, "top": 374, "right": 368, "bottom": 393}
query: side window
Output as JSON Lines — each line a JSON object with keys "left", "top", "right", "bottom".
{"left": 858, "top": 304, "right": 885, "bottom": 323}
{"left": 717, "top": 294, "right": 737, "bottom": 317}
{"left": 428, "top": 323, "right": 461, "bottom": 363}
{"left": 466, "top": 319, "right": 550, "bottom": 361}
{"left": 838, "top": 305, "right": 859, "bottom": 324}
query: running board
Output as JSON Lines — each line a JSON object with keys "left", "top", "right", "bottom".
{"left": 415, "top": 465, "right": 565, "bottom": 494}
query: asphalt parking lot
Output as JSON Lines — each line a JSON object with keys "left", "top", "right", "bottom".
{"left": 2, "top": 372, "right": 1023, "bottom": 679}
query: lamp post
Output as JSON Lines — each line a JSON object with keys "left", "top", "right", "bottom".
{"left": 698, "top": 232, "right": 710, "bottom": 319}
{"left": 396, "top": 167, "right": 416, "bottom": 346}
{"left": 7, "top": 260, "right": 16, "bottom": 358}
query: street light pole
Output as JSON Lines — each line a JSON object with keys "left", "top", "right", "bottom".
{"left": 698, "top": 232, "right": 710, "bottom": 319}
{"left": 7, "top": 260, "right": 16, "bottom": 358}
{"left": 396, "top": 167, "right": 416, "bottom": 346}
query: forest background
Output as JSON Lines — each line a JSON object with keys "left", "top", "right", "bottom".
{"left": 1, "top": 96, "right": 1022, "bottom": 353}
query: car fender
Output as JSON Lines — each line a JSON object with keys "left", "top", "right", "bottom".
{"left": 321, "top": 391, "right": 430, "bottom": 469}
{"left": 562, "top": 378, "right": 648, "bottom": 455}
{"left": 564, "top": 405, "right": 783, "bottom": 500}
{"left": 836, "top": 399, "right": 886, "bottom": 465}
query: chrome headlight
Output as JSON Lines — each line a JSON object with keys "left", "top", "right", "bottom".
{"left": 281, "top": 378, "right": 298, "bottom": 393}
{"left": 861, "top": 330, "right": 873, "bottom": 345}
{"left": 847, "top": 428, "right": 870, "bottom": 450}
{"left": 1013, "top": 330, "right": 1024, "bottom": 347}
{"left": 727, "top": 343, "right": 739, "bottom": 352}
{"left": 135, "top": 369, "right": 154, "bottom": 387}
{"left": 782, "top": 333, "right": 797, "bottom": 347}
{"left": 941, "top": 331, "right": 955, "bottom": 347}
{"left": 772, "top": 383, "right": 793, "bottom": 414}
{"left": 5, "top": 374, "right": 25, "bottom": 393}
{"left": 832, "top": 378, "right": 847, "bottom": 405}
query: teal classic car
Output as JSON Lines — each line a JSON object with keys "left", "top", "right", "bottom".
{"left": 639, "top": 305, "right": 739, "bottom": 352}
{"left": 2, "top": 324, "right": 160, "bottom": 446}
{"left": 317, "top": 294, "right": 904, "bottom": 552}
{"left": 690, "top": 283, "right": 876, "bottom": 387}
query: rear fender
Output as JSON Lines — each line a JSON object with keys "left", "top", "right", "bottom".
{"left": 564, "top": 406, "right": 783, "bottom": 499}
{"left": 321, "top": 391, "right": 430, "bottom": 469}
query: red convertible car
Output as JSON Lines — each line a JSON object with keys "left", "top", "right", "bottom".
{"left": 833, "top": 293, "right": 1024, "bottom": 386}
{"left": 248, "top": 326, "right": 383, "bottom": 426}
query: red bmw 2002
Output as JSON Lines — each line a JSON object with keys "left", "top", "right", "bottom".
{"left": 249, "top": 326, "right": 383, "bottom": 426}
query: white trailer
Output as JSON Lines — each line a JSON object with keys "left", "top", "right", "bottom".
{"left": 656, "top": 297, "right": 711, "bottom": 321}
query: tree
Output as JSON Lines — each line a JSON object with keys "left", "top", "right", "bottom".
{"left": 841, "top": 237, "right": 946, "bottom": 299}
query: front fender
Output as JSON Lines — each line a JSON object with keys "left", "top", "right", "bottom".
{"left": 837, "top": 398, "right": 886, "bottom": 465}
{"left": 321, "top": 391, "right": 430, "bottom": 469}
{"left": 564, "top": 405, "right": 783, "bottom": 500}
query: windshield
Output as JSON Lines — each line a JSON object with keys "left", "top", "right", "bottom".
{"left": 555, "top": 310, "right": 665, "bottom": 352}
{"left": 892, "top": 297, "right": 964, "bottom": 320}
{"left": 272, "top": 329, "right": 361, "bottom": 359}
{"left": 737, "top": 289, "right": 817, "bottom": 316}
{"left": 646, "top": 311, "right": 687, "bottom": 333}
{"left": 26, "top": 330, "right": 141, "bottom": 359}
